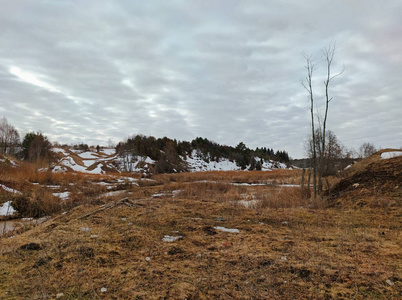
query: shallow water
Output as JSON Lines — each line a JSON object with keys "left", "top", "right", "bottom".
{"left": 0, "top": 217, "right": 48, "bottom": 237}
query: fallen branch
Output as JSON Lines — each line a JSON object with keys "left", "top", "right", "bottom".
{"left": 79, "top": 197, "right": 147, "bottom": 220}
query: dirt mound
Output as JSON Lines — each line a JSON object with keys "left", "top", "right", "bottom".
{"left": 328, "top": 150, "right": 402, "bottom": 207}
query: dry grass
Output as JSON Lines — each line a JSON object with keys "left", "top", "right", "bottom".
{"left": 0, "top": 161, "right": 401, "bottom": 299}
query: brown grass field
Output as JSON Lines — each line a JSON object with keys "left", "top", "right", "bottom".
{"left": 0, "top": 153, "right": 401, "bottom": 299}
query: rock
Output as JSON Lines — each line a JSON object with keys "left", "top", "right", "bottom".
{"left": 386, "top": 279, "right": 394, "bottom": 286}
{"left": 56, "top": 293, "right": 64, "bottom": 298}
{"left": 168, "top": 246, "right": 184, "bottom": 255}
{"left": 145, "top": 257, "right": 151, "bottom": 262}
{"left": 222, "top": 241, "right": 232, "bottom": 247}
{"left": 203, "top": 226, "right": 217, "bottom": 235}
{"left": 100, "top": 287, "right": 107, "bottom": 293}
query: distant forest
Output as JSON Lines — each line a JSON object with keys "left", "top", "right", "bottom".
{"left": 115, "top": 135, "right": 290, "bottom": 173}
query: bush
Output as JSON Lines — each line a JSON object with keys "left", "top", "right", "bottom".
{"left": 12, "top": 190, "right": 61, "bottom": 218}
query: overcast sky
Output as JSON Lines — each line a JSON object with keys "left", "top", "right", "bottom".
{"left": 0, "top": 1, "right": 401, "bottom": 158}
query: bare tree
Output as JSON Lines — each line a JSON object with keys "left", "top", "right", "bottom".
{"left": 302, "top": 53, "right": 318, "bottom": 198}
{"left": 359, "top": 142, "right": 377, "bottom": 158}
{"left": 318, "top": 43, "right": 344, "bottom": 192}
{"left": 306, "top": 129, "right": 345, "bottom": 178}
{"left": 0, "top": 117, "right": 20, "bottom": 156}
{"left": 302, "top": 44, "right": 344, "bottom": 197}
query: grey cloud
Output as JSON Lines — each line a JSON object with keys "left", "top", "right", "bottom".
{"left": 0, "top": 0, "right": 401, "bottom": 157}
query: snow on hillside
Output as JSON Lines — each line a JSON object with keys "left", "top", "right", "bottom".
{"left": 381, "top": 151, "right": 402, "bottom": 159}
{"left": 114, "top": 153, "right": 155, "bottom": 173}
{"left": 50, "top": 148, "right": 290, "bottom": 174}
{"left": 52, "top": 148, "right": 118, "bottom": 174}
{"left": 183, "top": 151, "right": 288, "bottom": 172}
{"left": 0, "top": 201, "right": 16, "bottom": 216}
{"left": 185, "top": 152, "right": 238, "bottom": 171}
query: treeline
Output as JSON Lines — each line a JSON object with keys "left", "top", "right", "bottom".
{"left": 116, "top": 134, "right": 290, "bottom": 173}
{"left": 1, "top": 116, "right": 291, "bottom": 174}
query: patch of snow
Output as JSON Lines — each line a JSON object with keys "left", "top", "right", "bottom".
{"left": 78, "top": 151, "right": 99, "bottom": 159}
{"left": 88, "top": 163, "right": 104, "bottom": 174}
{"left": 104, "top": 190, "right": 126, "bottom": 197}
{"left": 102, "top": 148, "right": 116, "bottom": 155}
{"left": 214, "top": 226, "right": 240, "bottom": 233}
{"left": 381, "top": 151, "right": 402, "bottom": 159}
{"left": 0, "top": 201, "right": 16, "bottom": 216}
{"left": 53, "top": 192, "right": 70, "bottom": 200}
{"left": 162, "top": 235, "right": 183, "bottom": 242}
{"left": 116, "top": 176, "right": 138, "bottom": 183}
{"left": 172, "top": 190, "right": 181, "bottom": 197}
{"left": 185, "top": 150, "right": 240, "bottom": 172}
{"left": 0, "top": 184, "right": 22, "bottom": 195}
{"left": 52, "top": 148, "right": 69, "bottom": 155}
{"left": 53, "top": 165, "right": 68, "bottom": 173}
{"left": 95, "top": 181, "right": 110, "bottom": 186}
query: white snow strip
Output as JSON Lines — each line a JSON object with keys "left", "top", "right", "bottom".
{"left": 381, "top": 151, "right": 402, "bottom": 159}
{"left": 0, "top": 201, "right": 16, "bottom": 216}
{"left": 0, "top": 184, "right": 22, "bottom": 195}
{"left": 162, "top": 235, "right": 183, "bottom": 242}
{"left": 43, "top": 185, "right": 61, "bottom": 189}
{"left": 214, "top": 226, "right": 240, "bottom": 233}
{"left": 116, "top": 177, "right": 139, "bottom": 183}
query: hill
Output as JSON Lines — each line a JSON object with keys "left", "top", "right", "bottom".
{"left": 49, "top": 143, "right": 291, "bottom": 175}
{"left": 327, "top": 149, "right": 402, "bottom": 207}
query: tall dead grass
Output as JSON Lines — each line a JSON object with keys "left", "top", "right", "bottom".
{"left": 153, "top": 169, "right": 302, "bottom": 185}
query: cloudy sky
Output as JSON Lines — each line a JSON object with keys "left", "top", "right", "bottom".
{"left": 0, "top": 1, "right": 401, "bottom": 158}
